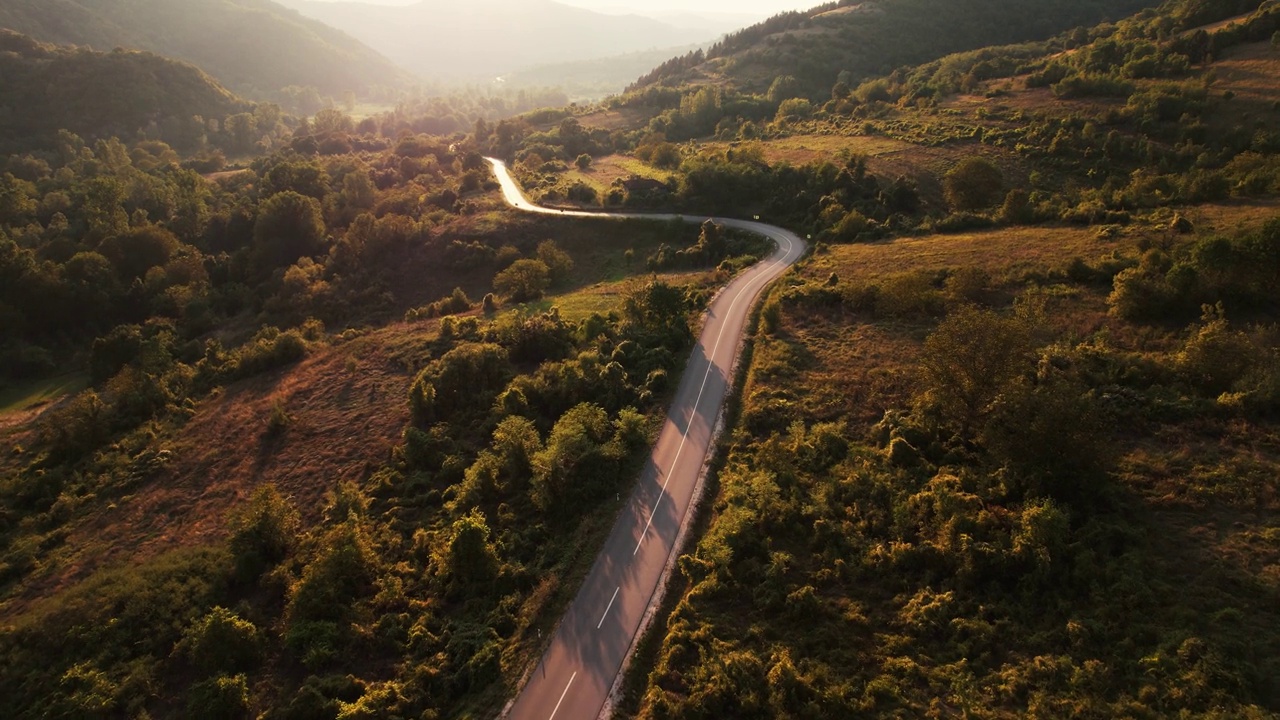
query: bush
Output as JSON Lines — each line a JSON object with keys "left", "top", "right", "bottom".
{"left": 494, "top": 258, "right": 551, "bottom": 301}
{"left": 187, "top": 674, "right": 250, "bottom": 720}
{"left": 943, "top": 158, "right": 1003, "bottom": 211}
{"left": 178, "top": 607, "right": 262, "bottom": 675}
{"left": 227, "top": 485, "right": 300, "bottom": 582}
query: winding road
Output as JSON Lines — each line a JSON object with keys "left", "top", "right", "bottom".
{"left": 487, "top": 159, "right": 806, "bottom": 720}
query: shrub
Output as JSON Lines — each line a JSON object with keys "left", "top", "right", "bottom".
{"left": 187, "top": 674, "right": 250, "bottom": 720}
{"left": 178, "top": 607, "right": 262, "bottom": 675}
{"left": 227, "top": 484, "right": 300, "bottom": 582}
{"left": 494, "top": 259, "right": 551, "bottom": 301}
{"left": 943, "top": 158, "right": 1003, "bottom": 211}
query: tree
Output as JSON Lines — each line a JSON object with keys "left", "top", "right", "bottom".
{"left": 227, "top": 484, "right": 300, "bottom": 581}
{"left": 575, "top": 153, "right": 592, "bottom": 170}
{"left": 261, "top": 159, "right": 330, "bottom": 200}
{"left": 494, "top": 258, "right": 551, "bottom": 301}
{"left": 99, "top": 225, "right": 180, "bottom": 281}
{"left": 439, "top": 510, "right": 500, "bottom": 585}
{"left": 1175, "top": 304, "right": 1256, "bottom": 394}
{"left": 943, "top": 157, "right": 1003, "bottom": 211}
{"left": 341, "top": 169, "right": 377, "bottom": 211}
{"left": 224, "top": 113, "right": 257, "bottom": 154}
{"left": 312, "top": 107, "right": 354, "bottom": 136}
{"left": 767, "top": 75, "right": 801, "bottom": 103}
{"left": 532, "top": 402, "right": 614, "bottom": 508}
{"left": 178, "top": 607, "right": 262, "bottom": 675}
{"left": 413, "top": 342, "right": 511, "bottom": 419}
{"left": 536, "top": 240, "right": 575, "bottom": 286}
{"left": 253, "top": 191, "right": 326, "bottom": 269}
{"left": 917, "top": 306, "right": 1034, "bottom": 436}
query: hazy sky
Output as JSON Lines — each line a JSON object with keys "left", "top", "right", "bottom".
{"left": 302, "top": 0, "right": 819, "bottom": 14}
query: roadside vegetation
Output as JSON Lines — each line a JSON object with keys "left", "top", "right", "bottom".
{"left": 0, "top": 82, "right": 767, "bottom": 716}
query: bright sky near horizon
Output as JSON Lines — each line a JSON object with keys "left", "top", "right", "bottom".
{"left": 302, "top": 0, "right": 818, "bottom": 15}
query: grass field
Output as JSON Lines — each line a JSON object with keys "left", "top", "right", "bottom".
{"left": 0, "top": 373, "right": 88, "bottom": 420}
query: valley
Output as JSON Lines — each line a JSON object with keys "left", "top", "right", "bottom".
{"left": 0, "top": 0, "right": 1278, "bottom": 718}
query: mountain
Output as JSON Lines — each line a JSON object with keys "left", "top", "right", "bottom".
{"left": 632, "top": 0, "right": 1163, "bottom": 94}
{"left": 0, "top": 0, "right": 414, "bottom": 104}
{"left": 0, "top": 29, "right": 251, "bottom": 153}
{"left": 501, "top": 44, "right": 706, "bottom": 101}
{"left": 273, "top": 0, "right": 718, "bottom": 81}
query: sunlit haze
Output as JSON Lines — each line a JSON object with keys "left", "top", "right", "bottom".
{"left": 302, "top": 0, "right": 819, "bottom": 13}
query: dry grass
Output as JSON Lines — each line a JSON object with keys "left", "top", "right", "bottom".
{"left": 576, "top": 108, "right": 652, "bottom": 132}
{"left": 0, "top": 331, "right": 420, "bottom": 615}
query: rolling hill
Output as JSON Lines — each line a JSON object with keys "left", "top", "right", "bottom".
{"left": 632, "top": 0, "right": 1164, "bottom": 94}
{"left": 0, "top": 0, "right": 413, "bottom": 104}
{"left": 0, "top": 29, "right": 252, "bottom": 153}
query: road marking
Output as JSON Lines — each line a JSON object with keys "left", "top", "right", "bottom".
{"left": 631, "top": 229, "right": 796, "bottom": 556}
{"left": 548, "top": 672, "right": 577, "bottom": 720}
{"left": 598, "top": 586, "right": 621, "bottom": 629}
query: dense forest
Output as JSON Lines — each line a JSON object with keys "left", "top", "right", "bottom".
{"left": 1, "top": 0, "right": 1279, "bottom": 716}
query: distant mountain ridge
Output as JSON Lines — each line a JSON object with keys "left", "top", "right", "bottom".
{"left": 632, "top": 0, "right": 1164, "bottom": 94}
{"left": 0, "top": 29, "right": 252, "bottom": 153}
{"left": 274, "top": 0, "right": 721, "bottom": 81}
{"left": 0, "top": 0, "right": 414, "bottom": 103}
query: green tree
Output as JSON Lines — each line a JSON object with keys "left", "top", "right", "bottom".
{"left": 532, "top": 402, "right": 614, "bottom": 508}
{"left": 312, "top": 107, "right": 354, "bottom": 136}
{"left": 412, "top": 342, "right": 511, "bottom": 420}
{"left": 253, "top": 191, "right": 326, "bottom": 269}
{"left": 767, "top": 75, "right": 801, "bottom": 103}
{"left": 187, "top": 674, "right": 250, "bottom": 720}
{"left": 178, "top": 607, "right": 262, "bottom": 675}
{"left": 341, "top": 169, "right": 377, "bottom": 211}
{"left": 439, "top": 510, "right": 500, "bottom": 585}
{"left": 917, "top": 306, "right": 1034, "bottom": 436}
{"left": 536, "top": 240, "right": 575, "bottom": 286}
{"left": 1175, "top": 304, "right": 1256, "bottom": 394}
{"left": 494, "top": 258, "right": 551, "bottom": 301}
{"left": 261, "top": 159, "right": 329, "bottom": 200}
{"left": 0, "top": 172, "right": 37, "bottom": 226}
{"left": 943, "top": 157, "right": 1004, "bottom": 211}
{"left": 98, "top": 225, "right": 180, "bottom": 281}
{"left": 227, "top": 484, "right": 300, "bottom": 581}
{"left": 224, "top": 113, "right": 258, "bottom": 154}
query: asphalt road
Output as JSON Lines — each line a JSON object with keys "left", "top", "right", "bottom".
{"left": 487, "top": 158, "right": 806, "bottom": 720}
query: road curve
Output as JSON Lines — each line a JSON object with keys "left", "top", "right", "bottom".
{"left": 488, "top": 158, "right": 806, "bottom": 720}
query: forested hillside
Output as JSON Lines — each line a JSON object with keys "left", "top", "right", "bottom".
{"left": 632, "top": 0, "right": 1162, "bottom": 95}
{"left": 0, "top": 82, "right": 775, "bottom": 714}
{"left": 0, "top": 31, "right": 255, "bottom": 154}
{"left": 0, "top": 0, "right": 412, "bottom": 109}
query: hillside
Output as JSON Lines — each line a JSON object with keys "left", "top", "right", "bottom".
{"left": 1, "top": 0, "right": 1278, "bottom": 716}
{"left": 274, "top": 0, "right": 717, "bottom": 82}
{"left": 632, "top": 0, "right": 1162, "bottom": 95}
{"left": 0, "top": 30, "right": 252, "bottom": 153}
{"left": 0, "top": 0, "right": 413, "bottom": 107}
